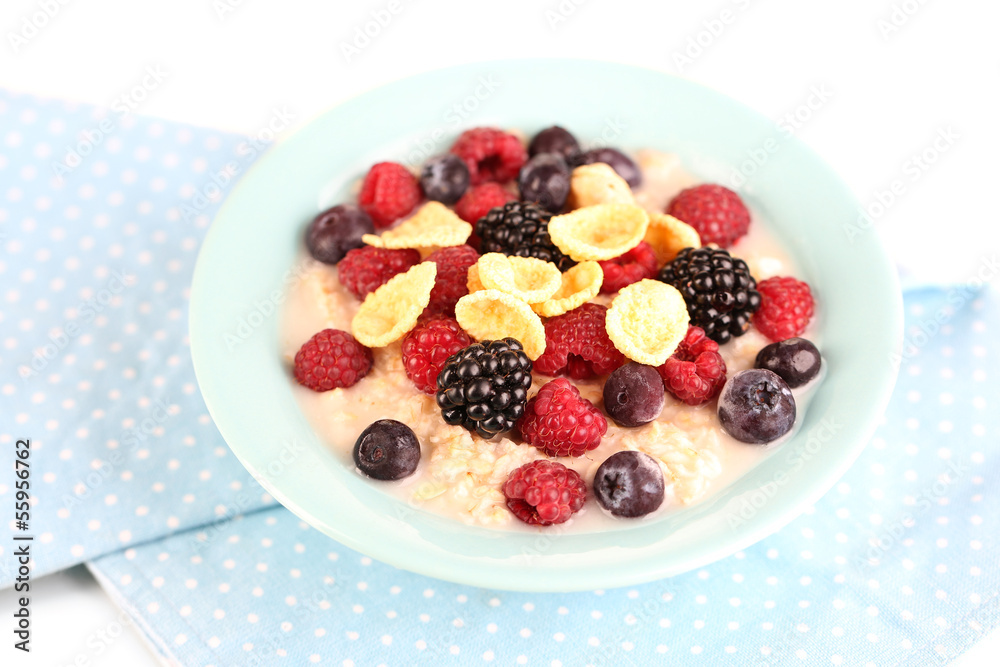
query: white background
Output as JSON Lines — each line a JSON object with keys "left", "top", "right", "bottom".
{"left": 1, "top": 0, "right": 997, "bottom": 664}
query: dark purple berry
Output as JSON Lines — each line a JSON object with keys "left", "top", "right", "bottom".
{"left": 420, "top": 154, "right": 470, "bottom": 205}
{"left": 518, "top": 153, "right": 570, "bottom": 214}
{"left": 755, "top": 338, "right": 821, "bottom": 388}
{"left": 573, "top": 148, "right": 641, "bottom": 189}
{"left": 353, "top": 419, "right": 420, "bottom": 480}
{"left": 602, "top": 362, "right": 664, "bottom": 427}
{"left": 593, "top": 451, "right": 665, "bottom": 518}
{"left": 718, "top": 369, "right": 796, "bottom": 444}
{"left": 528, "top": 126, "right": 580, "bottom": 160}
{"left": 305, "top": 204, "right": 374, "bottom": 265}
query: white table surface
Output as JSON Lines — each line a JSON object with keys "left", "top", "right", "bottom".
{"left": 1, "top": 0, "right": 996, "bottom": 664}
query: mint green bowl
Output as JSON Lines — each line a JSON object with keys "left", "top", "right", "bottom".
{"left": 190, "top": 60, "right": 902, "bottom": 592}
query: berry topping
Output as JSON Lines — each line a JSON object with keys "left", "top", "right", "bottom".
{"left": 424, "top": 244, "right": 480, "bottom": 317}
{"left": 475, "top": 201, "right": 575, "bottom": 272}
{"left": 518, "top": 153, "right": 571, "bottom": 213}
{"left": 655, "top": 325, "right": 727, "bottom": 406}
{"left": 353, "top": 419, "right": 421, "bottom": 480}
{"left": 593, "top": 451, "right": 665, "bottom": 518}
{"left": 718, "top": 369, "right": 796, "bottom": 444}
{"left": 435, "top": 338, "right": 533, "bottom": 439}
{"left": 666, "top": 184, "right": 750, "bottom": 247}
{"left": 503, "top": 460, "right": 586, "bottom": 526}
{"left": 602, "top": 362, "right": 665, "bottom": 427}
{"left": 517, "top": 378, "right": 608, "bottom": 457}
{"left": 753, "top": 276, "right": 815, "bottom": 342}
{"left": 572, "top": 147, "right": 641, "bottom": 188}
{"left": 449, "top": 127, "right": 527, "bottom": 185}
{"left": 534, "top": 303, "right": 626, "bottom": 380}
{"left": 338, "top": 245, "right": 422, "bottom": 300}
{"left": 597, "top": 241, "right": 658, "bottom": 294}
{"left": 657, "top": 247, "right": 761, "bottom": 344}
{"left": 305, "top": 204, "right": 374, "bottom": 265}
{"left": 419, "top": 154, "right": 470, "bottom": 205}
{"left": 528, "top": 125, "right": 581, "bottom": 160}
{"left": 453, "top": 182, "right": 517, "bottom": 225}
{"left": 293, "top": 328, "right": 373, "bottom": 392}
{"left": 358, "top": 162, "right": 422, "bottom": 229}
{"left": 401, "top": 316, "right": 472, "bottom": 395}
{"left": 755, "top": 337, "right": 821, "bottom": 388}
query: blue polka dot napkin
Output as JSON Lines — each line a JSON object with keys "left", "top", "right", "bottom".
{"left": 0, "top": 89, "right": 279, "bottom": 583}
{"left": 87, "top": 287, "right": 998, "bottom": 666}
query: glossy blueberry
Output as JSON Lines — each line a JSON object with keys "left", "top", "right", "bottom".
{"left": 573, "top": 147, "right": 642, "bottom": 188}
{"left": 528, "top": 125, "right": 581, "bottom": 160}
{"left": 718, "top": 369, "right": 796, "bottom": 444}
{"left": 755, "top": 337, "right": 822, "bottom": 388}
{"left": 305, "top": 204, "right": 374, "bottom": 265}
{"left": 593, "top": 451, "right": 665, "bottom": 518}
{"left": 602, "top": 362, "right": 665, "bottom": 427}
{"left": 518, "top": 153, "right": 571, "bottom": 213}
{"left": 353, "top": 419, "right": 421, "bottom": 480}
{"left": 420, "top": 154, "right": 470, "bottom": 205}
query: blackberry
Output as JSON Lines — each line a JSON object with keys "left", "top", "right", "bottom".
{"left": 435, "top": 338, "right": 533, "bottom": 439}
{"left": 474, "top": 201, "right": 575, "bottom": 272}
{"left": 658, "top": 247, "right": 761, "bottom": 344}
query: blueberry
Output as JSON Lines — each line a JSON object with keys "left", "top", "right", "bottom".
{"left": 305, "top": 204, "right": 374, "bottom": 265}
{"left": 518, "top": 153, "right": 570, "bottom": 213}
{"left": 573, "top": 148, "right": 641, "bottom": 189}
{"left": 755, "top": 338, "right": 821, "bottom": 388}
{"left": 602, "top": 362, "right": 665, "bottom": 427}
{"left": 718, "top": 369, "right": 796, "bottom": 444}
{"left": 593, "top": 451, "right": 665, "bottom": 518}
{"left": 420, "top": 154, "right": 469, "bottom": 205}
{"left": 528, "top": 126, "right": 581, "bottom": 160}
{"left": 353, "top": 419, "right": 420, "bottom": 480}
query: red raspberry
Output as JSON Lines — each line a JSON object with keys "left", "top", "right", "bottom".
{"left": 293, "top": 329, "right": 372, "bottom": 391}
{"left": 424, "top": 245, "right": 480, "bottom": 317}
{"left": 338, "top": 245, "right": 421, "bottom": 300}
{"left": 358, "top": 162, "right": 422, "bottom": 229}
{"left": 534, "top": 303, "right": 626, "bottom": 380}
{"left": 656, "top": 326, "right": 727, "bottom": 406}
{"left": 453, "top": 182, "right": 517, "bottom": 224}
{"left": 400, "top": 316, "right": 471, "bottom": 394}
{"left": 597, "top": 241, "right": 658, "bottom": 294}
{"left": 667, "top": 184, "right": 751, "bottom": 247}
{"left": 517, "top": 378, "right": 608, "bottom": 457}
{"left": 503, "top": 460, "right": 587, "bottom": 526}
{"left": 754, "top": 276, "right": 815, "bottom": 341}
{"left": 450, "top": 128, "right": 527, "bottom": 185}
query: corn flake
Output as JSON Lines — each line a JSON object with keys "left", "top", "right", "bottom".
{"left": 352, "top": 262, "right": 437, "bottom": 347}
{"left": 605, "top": 279, "right": 689, "bottom": 365}
{"left": 454, "top": 289, "right": 547, "bottom": 360}
{"left": 531, "top": 261, "right": 603, "bottom": 318}
{"left": 362, "top": 201, "right": 471, "bottom": 249}
{"left": 645, "top": 212, "right": 701, "bottom": 264}
{"left": 476, "top": 253, "right": 561, "bottom": 304}
{"left": 548, "top": 203, "right": 649, "bottom": 261}
{"left": 567, "top": 163, "right": 635, "bottom": 209}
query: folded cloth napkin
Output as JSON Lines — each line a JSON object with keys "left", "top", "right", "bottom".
{"left": 0, "top": 89, "right": 279, "bottom": 584}
{"left": 87, "top": 287, "right": 998, "bottom": 666}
